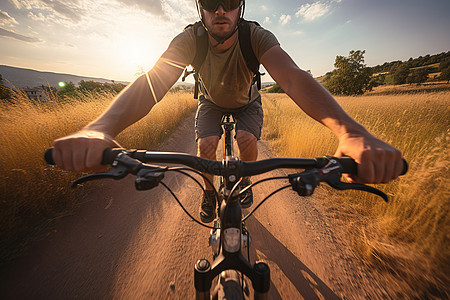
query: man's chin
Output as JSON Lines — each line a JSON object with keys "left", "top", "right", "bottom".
{"left": 211, "top": 28, "right": 234, "bottom": 38}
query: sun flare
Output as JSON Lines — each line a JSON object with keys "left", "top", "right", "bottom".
{"left": 114, "top": 33, "right": 160, "bottom": 77}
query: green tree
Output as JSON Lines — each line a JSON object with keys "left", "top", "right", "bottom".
{"left": 391, "top": 64, "right": 410, "bottom": 85}
{"left": 266, "top": 83, "right": 284, "bottom": 93}
{"left": 78, "top": 80, "right": 105, "bottom": 93}
{"left": 57, "top": 81, "right": 77, "bottom": 98}
{"left": 323, "top": 50, "right": 372, "bottom": 95}
{"left": 0, "top": 74, "right": 12, "bottom": 100}
{"left": 406, "top": 68, "right": 429, "bottom": 85}
{"left": 439, "top": 60, "right": 450, "bottom": 83}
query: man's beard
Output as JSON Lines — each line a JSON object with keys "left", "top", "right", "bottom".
{"left": 210, "top": 16, "right": 237, "bottom": 38}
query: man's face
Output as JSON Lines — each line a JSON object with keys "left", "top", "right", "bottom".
{"left": 201, "top": 5, "right": 240, "bottom": 38}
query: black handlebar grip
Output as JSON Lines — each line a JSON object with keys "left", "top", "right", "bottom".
{"left": 401, "top": 159, "right": 408, "bottom": 175}
{"left": 337, "top": 157, "right": 408, "bottom": 176}
{"left": 335, "top": 157, "right": 357, "bottom": 174}
{"left": 101, "top": 148, "right": 126, "bottom": 165}
{"left": 45, "top": 148, "right": 55, "bottom": 165}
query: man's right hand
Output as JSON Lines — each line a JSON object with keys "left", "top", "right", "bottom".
{"left": 52, "top": 130, "right": 121, "bottom": 172}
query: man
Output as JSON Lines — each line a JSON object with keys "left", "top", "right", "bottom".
{"left": 51, "top": 0, "right": 404, "bottom": 223}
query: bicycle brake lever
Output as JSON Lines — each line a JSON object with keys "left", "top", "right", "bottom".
{"left": 71, "top": 165, "right": 129, "bottom": 188}
{"left": 325, "top": 175, "right": 389, "bottom": 202}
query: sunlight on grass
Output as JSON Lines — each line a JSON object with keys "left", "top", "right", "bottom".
{"left": 261, "top": 91, "right": 449, "bottom": 296}
{"left": 0, "top": 90, "right": 196, "bottom": 260}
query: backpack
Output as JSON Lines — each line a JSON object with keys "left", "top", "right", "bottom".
{"left": 181, "top": 19, "right": 263, "bottom": 99}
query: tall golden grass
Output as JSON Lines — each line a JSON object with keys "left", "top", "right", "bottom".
{"left": 261, "top": 91, "right": 449, "bottom": 297}
{"left": 0, "top": 89, "right": 197, "bottom": 261}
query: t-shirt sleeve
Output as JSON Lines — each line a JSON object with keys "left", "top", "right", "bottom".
{"left": 160, "top": 26, "right": 197, "bottom": 68}
{"left": 250, "top": 24, "right": 280, "bottom": 61}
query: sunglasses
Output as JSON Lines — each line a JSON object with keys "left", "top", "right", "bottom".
{"left": 199, "top": 0, "right": 243, "bottom": 12}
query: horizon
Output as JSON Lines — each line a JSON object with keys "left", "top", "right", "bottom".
{"left": 1, "top": 47, "right": 448, "bottom": 86}
{"left": 1, "top": 0, "right": 450, "bottom": 83}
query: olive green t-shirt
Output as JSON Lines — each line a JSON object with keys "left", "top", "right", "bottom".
{"left": 161, "top": 22, "right": 279, "bottom": 108}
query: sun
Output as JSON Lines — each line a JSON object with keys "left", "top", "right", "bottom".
{"left": 114, "top": 33, "right": 160, "bottom": 78}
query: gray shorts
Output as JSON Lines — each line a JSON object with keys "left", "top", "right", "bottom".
{"left": 195, "top": 96, "right": 264, "bottom": 141}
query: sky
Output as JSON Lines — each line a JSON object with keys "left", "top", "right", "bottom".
{"left": 1, "top": 0, "right": 449, "bottom": 83}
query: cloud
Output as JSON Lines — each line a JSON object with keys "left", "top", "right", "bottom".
{"left": 263, "top": 17, "right": 271, "bottom": 24}
{"left": 0, "top": 10, "right": 19, "bottom": 27}
{"left": 8, "top": 0, "right": 33, "bottom": 10}
{"left": 39, "top": 0, "right": 85, "bottom": 23}
{"left": 8, "top": 0, "right": 86, "bottom": 23}
{"left": 28, "top": 11, "right": 47, "bottom": 22}
{"left": 279, "top": 14, "right": 291, "bottom": 26}
{"left": 116, "top": 0, "right": 165, "bottom": 16}
{"left": 295, "top": 0, "right": 341, "bottom": 22}
{"left": 0, "top": 27, "right": 42, "bottom": 42}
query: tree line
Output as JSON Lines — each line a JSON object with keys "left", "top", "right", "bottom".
{"left": 51, "top": 80, "right": 127, "bottom": 99}
{"left": 265, "top": 50, "right": 449, "bottom": 96}
{"left": 321, "top": 50, "right": 450, "bottom": 96}
{"left": 370, "top": 51, "right": 450, "bottom": 74}
{"left": 0, "top": 77, "right": 127, "bottom": 102}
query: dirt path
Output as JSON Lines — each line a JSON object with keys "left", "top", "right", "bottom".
{"left": 0, "top": 115, "right": 391, "bottom": 299}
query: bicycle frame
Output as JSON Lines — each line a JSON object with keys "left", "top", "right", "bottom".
{"left": 195, "top": 113, "right": 270, "bottom": 299}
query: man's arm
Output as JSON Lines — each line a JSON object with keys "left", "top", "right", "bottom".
{"left": 52, "top": 57, "right": 185, "bottom": 172}
{"left": 260, "top": 45, "right": 403, "bottom": 184}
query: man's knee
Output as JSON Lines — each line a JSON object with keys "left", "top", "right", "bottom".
{"left": 198, "top": 136, "right": 220, "bottom": 158}
{"left": 236, "top": 130, "right": 258, "bottom": 151}
{"left": 236, "top": 130, "right": 257, "bottom": 150}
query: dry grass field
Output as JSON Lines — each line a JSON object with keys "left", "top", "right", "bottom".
{"left": 0, "top": 86, "right": 448, "bottom": 296}
{"left": 0, "top": 90, "right": 197, "bottom": 261}
{"left": 261, "top": 90, "right": 449, "bottom": 296}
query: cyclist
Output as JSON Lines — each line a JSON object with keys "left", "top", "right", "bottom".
{"left": 51, "top": 0, "right": 404, "bottom": 223}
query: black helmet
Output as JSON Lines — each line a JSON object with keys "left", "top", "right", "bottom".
{"left": 196, "top": 0, "right": 244, "bottom": 15}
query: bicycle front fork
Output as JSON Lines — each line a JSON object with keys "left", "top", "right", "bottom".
{"left": 194, "top": 258, "right": 270, "bottom": 299}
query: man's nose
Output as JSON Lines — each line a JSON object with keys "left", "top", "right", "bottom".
{"left": 215, "top": 4, "right": 225, "bottom": 14}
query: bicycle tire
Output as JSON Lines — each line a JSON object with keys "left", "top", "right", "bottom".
{"left": 212, "top": 270, "right": 245, "bottom": 300}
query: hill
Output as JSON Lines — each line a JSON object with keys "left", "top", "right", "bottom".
{"left": 368, "top": 51, "right": 450, "bottom": 74}
{"left": 0, "top": 65, "right": 129, "bottom": 89}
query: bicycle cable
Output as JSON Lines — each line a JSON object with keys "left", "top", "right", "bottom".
{"left": 154, "top": 168, "right": 294, "bottom": 228}
{"left": 160, "top": 181, "right": 216, "bottom": 230}
{"left": 242, "top": 184, "right": 292, "bottom": 222}
{"left": 159, "top": 167, "right": 221, "bottom": 229}
{"left": 167, "top": 166, "right": 220, "bottom": 201}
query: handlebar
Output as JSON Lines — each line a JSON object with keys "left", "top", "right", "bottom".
{"left": 44, "top": 147, "right": 408, "bottom": 178}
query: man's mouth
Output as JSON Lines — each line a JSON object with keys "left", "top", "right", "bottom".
{"left": 213, "top": 18, "right": 230, "bottom": 25}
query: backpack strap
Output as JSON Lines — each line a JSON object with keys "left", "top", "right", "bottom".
{"left": 239, "top": 20, "right": 263, "bottom": 97}
{"left": 182, "top": 22, "right": 208, "bottom": 99}
{"left": 238, "top": 20, "right": 260, "bottom": 76}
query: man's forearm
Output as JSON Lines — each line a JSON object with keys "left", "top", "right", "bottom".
{"left": 285, "top": 69, "right": 368, "bottom": 138}
{"left": 261, "top": 46, "right": 369, "bottom": 139}
{"left": 85, "top": 74, "right": 157, "bottom": 137}
{"left": 84, "top": 57, "right": 184, "bottom": 137}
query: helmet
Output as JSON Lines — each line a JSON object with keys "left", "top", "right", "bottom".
{"left": 196, "top": 0, "right": 245, "bottom": 14}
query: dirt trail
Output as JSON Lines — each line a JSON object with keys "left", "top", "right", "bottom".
{"left": 0, "top": 115, "right": 391, "bottom": 299}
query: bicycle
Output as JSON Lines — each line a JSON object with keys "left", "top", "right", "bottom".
{"left": 45, "top": 114, "right": 407, "bottom": 299}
